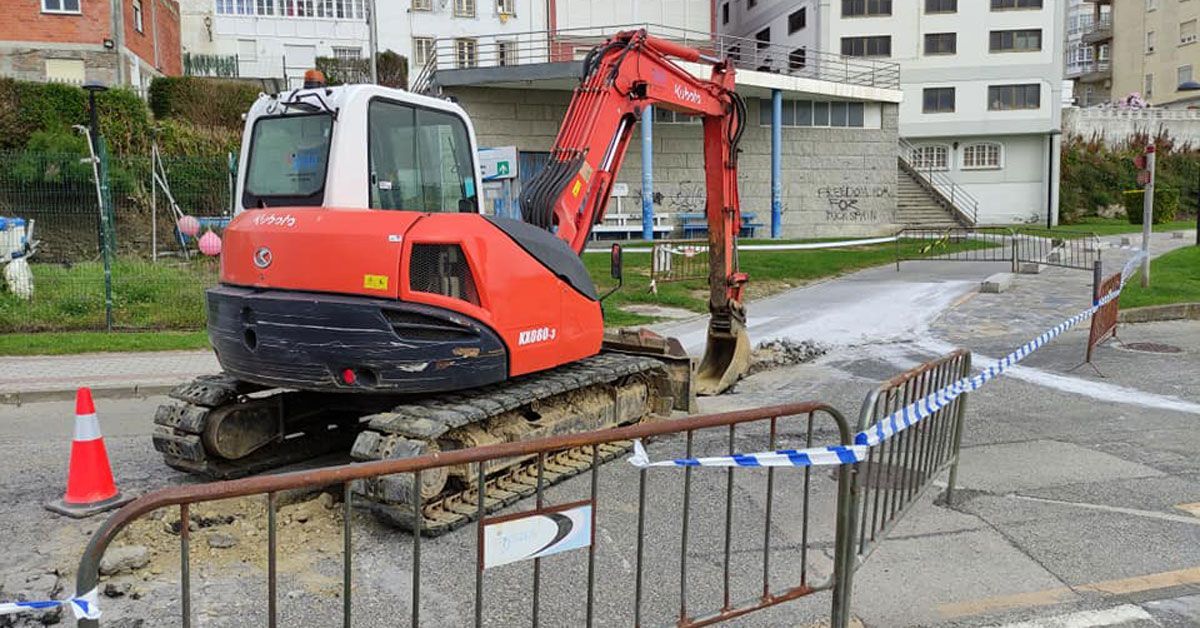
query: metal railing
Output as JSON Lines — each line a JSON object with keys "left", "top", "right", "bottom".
{"left": 894, "top": 227, "right": 1104, "bottom": 273}
{"left": 76, "top": 401, "right": 856, "bottom": 627}
{"left": 837, "top": 350, "right": 972, "bottom": 616}
{"left": 898, "top": 138, "right": 980, "bottom": 226}
{"left": 426, "top": 23, "right": 901, "bottom": 90}
{"left": 650, "top": 239, "right": 710, "bottom": 287}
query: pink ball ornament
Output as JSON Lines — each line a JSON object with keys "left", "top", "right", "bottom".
{"left": 198, "top": 230, "right": 223, "bottom": 256}
{"left": 177, "top": 215, "right": 201, "bottom": 237}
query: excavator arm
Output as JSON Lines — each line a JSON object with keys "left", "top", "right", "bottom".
{"left": 520, "top": 29, "right": 751, "bottom": 394}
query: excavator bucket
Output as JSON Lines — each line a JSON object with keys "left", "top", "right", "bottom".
{"left": 695, "top": 316, "right": 751, "bottom": 396}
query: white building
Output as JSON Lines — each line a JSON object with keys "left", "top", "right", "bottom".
{"left": 720, "top": 0, "right": 1066, "bottom": 225}
{"left": 179, "top": 0, "right": 372, "bottom": 85}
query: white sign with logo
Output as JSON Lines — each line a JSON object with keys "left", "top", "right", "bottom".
{"left": 611, "top": 182, "right": 629, "bottom": 197}
{"left": 482, "top": 502, "right": 593, "bottom": 569}
{"left": 479, "top": 146, "right": 519, "bottom": 181}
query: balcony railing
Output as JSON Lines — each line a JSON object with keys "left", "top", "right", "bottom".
{"left": 413, "top": 23, "right": 901, "bottom": 93}
{"left": 1082, "top": 14, "right": 1113, "bottom": 43}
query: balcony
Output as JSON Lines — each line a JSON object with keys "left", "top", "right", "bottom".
{"left": 1082, "top": 14, "right": 1113, "bottom": 45}
{"left": 1077, "top": 60, "right": 1112, "bottom": 83}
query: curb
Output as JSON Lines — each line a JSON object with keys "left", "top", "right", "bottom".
{"left": 0, "top": 383, "right": 180, "bottom": 406}
{"left": 1118, "top": 302, "right": 1200, "bottom": 324}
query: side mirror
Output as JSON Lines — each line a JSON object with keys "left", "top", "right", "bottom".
{"left": 610, "top": 243, "right": 623, "bottom": 280}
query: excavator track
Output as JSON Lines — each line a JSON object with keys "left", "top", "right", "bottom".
{"left": 351, "top": 353, "right": 676, "bottom": 536}
{"left": 152, "top": 375, "right": 390, "bottom": 479}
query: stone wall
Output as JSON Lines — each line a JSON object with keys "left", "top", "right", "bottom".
{"left": 1063, "top": 107, "right": 1200, "bottom": 147}
{"left": 445, "top": 86, "right": 900, "bottom": 238}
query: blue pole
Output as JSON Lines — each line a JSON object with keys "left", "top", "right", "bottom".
{"left": 641, "top": 105, "right": 654, "bottom": 241}
{"left": 771, "top": 89, "right": 783, "bottom": 239}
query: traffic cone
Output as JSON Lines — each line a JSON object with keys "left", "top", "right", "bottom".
{"left": 45, "top": 388, "right": 133, "bottom": 518}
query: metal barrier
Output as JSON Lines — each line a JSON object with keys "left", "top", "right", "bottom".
{"left": 650, "top": 239, "right": 710, "bottom": 287}
{"left": 894, "top": 227, "right": 1017, "bottom": 271}
{"left": 895, "top": 228, "right": 1104, "bottom": 274}
{"left": 1084, "top": 270, "right": 1122, "bottom": 367}
{"left": 76, "top": 401, "right": 855, "bottom": 627}
{"left": 834, "top": 349, "right": 972, "bottom": 627}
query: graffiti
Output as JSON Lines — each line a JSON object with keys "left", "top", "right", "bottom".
{"left": 667, "top": 180, "right": 706, "bottom": 213}
{"left": 818, "top": 185, "right": 889, "bottom": 223}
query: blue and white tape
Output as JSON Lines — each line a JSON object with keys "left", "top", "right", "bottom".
{"left": 0, "top": 588, "right": 100, "bottom": 620}
{"left": 630, "top": 252, "right": 1147, "bottom": 469}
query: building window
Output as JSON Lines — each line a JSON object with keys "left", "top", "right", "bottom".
{"left": 722, "top": 2, "right": 729, "bottom": 24}
{"left": 756, "top": 27, "right": 770, "bottom": 50}
{"left": 789, "top": 47, "right": 807, "bottom": 70}
{"left": 924, "top": 33, "right": 956, "bottom": 55}
{"left": 748, "top": 0, "right": 757, "bottom": 8}
{"left": 132, "top": 0, "right": 144, "bottom": 32}
{"left": 218, "top": 0, "right": 366, "bottom": 18}
{"left": 841, "top": 36, "right": 891, "bottom": 57}
{"left": 455, "top": 38, "right": 477, "bottom": 68}
{"left": 962, "top": 143, "right": 1002, "bottom": 170}
{"left": 988, "top": 83, "right": 1041, "bottom": 110}
{"left": 990, "top": 29, "right": 1042, "bottom": 52}
{"left": 991, "top": 0, "right": 1041, "bottom": 9}
{"left": 453, "top": 0, "right": 475, "bottom": 17}
{"left": 842, "top": 0, "right": 891, "bottom": 17}
{"left": 758, "top": 99, "right": 867, "bottom": 128}
{"left": 788, "top": 8, "right": 807, "bottom": 34}
{"left": 333, "top": 47, "right": 361, "bottom": 61}
{"left": 412, "top": 0, "right": 431, "bottom": 9}
{"left": 1179, "top": 65, "right": 1193, "bottom": 86}
{"left": 654, "top": 109, "right": 700, "bottom": 125}
{"left": 922, "top": 87, "right": 955, "bottom": 113}
{"left": 42, "top": 0, "right": 81, "bottom": 13}
{"left": 1147, "top": 0, "right": 1157, "bottom": 10}
{"left": 1145, "top": 73, "right": 1154, "bottom": 97}
{"left": 497, "top": 0, "right": 514, "bottom": 14}
{"left": 1182, "top": 20, "right": 1197, "bottom": 45}
{"left": 910, "top": 145, "right": 950, "bottom": 171}
{"left": 925, "top": 0, "right": 956, "bottom": 13}
{"left": 413, "top": 37, "right": 434, "bottom": 68}
{"left": 1147, "top": 31, "right": 1157, "bottom": 53}
{"left": 496, "top": 40, "right": 517, "bottom": 66}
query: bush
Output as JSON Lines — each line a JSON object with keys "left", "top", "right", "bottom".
{"left": 315, "top": 49, "right": 408, "bottom": 89}
{"left": 0, "top": 79, "right": 150, "bottom": 155}
{"left": 1061, "top": 131, "right": 1200, "bottom": 224}
{"left": 148, "top": 76, "right": 261, "bottom": 130}
{"left": 1122, "top": 187, "right": 1179, "bottom": 224}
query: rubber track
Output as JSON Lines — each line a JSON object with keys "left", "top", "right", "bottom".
{"left": 352, "top": 353, "right": 667, "bottom": 535}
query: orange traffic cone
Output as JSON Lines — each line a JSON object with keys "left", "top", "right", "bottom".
{"left": 45, "top": 388, "right": 133, "bottom": 517}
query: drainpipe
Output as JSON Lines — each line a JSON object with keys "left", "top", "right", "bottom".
{"left": 111, "top": 0, "right": 126, "bottom": 84}
{"left": 771, "top": 89, "right": 783, "bottom": 238}
{"left": 642, "top": 105, "right": 654, "bottom": 241}
{"left": 1046, "top": 129, "right": 1062, "bottom": 228}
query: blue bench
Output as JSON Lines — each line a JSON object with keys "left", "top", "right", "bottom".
{"left": 677, "top": 211, "right": 763, "bottom": 239}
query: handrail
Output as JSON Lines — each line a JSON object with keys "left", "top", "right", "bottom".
{"left": 898, "top": 138, "right": 979, "bottom": 226}
{"left": 426, "top": 22, "right": 901, "bottom": 90}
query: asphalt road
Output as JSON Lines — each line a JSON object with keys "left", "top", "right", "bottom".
{"left": 2, "top": 233, "right": 1199, "bottom": 627}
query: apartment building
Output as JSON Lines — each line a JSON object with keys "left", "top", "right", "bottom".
{"left": 1108, "top": 0, "right": 1200, "bottom": 106}
{"left": 0, "top": 0, "right": 182, "bottom": 89}
{"left": 1066, "top": 0, "right": 1112, "bottom": 106}
{"left": 720, "top": 0, "right": 1065, "bottom": 225}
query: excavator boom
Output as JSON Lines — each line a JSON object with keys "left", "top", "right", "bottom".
{"left": 521, "top": 29, "right": 752, "bottom": 394}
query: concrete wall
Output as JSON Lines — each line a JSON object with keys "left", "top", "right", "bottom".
{"left": 445, "top": 86, "right": 900, "bottom": 238}
{"left": 1112, "top": 0, "right": 1200, "bottom": 106}
{"left": 1064, "top": 106, "right": 1200, "bottom": 146}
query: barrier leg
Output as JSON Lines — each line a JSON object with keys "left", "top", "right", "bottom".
{"left": 831, "top": 462, "right": 859, "bottom": 628}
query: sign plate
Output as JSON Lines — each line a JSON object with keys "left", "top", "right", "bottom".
{"left": 482, "top": 501, "right": 592, "bottom": 569}
{"left": 479, "top": 146, "right": 519, "bottom": 181}
{"left": 611, "top": 182, "right": 630, "bottom": 197}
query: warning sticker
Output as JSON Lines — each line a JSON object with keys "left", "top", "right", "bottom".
{"left": 571, "top": 179, "right": 583, "bottom": 197}
{"left": 363, "top": 274, "right": 389, "bottom": 290}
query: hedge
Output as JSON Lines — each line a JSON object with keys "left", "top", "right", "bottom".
{"left": 0, "top": 78, "right": 150, "bottom": 154}
{"left": 1122, "top": 188, "right": 1180, "bottom": 224}
{"left": 148, "top": 76, "right": 262, "bottom": 130}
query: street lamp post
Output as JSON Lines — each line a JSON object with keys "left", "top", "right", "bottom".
{"left": 83, "top": 80, "right": 115, "bottom": 330}
{"left": 1177, "top": 79, "right": 1200, "bottom": 246}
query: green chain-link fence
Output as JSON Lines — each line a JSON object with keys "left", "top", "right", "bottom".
{"left": 0, "top": 148, "right": 231, "bottom": 333}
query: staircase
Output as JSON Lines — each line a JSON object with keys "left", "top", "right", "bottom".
{"left": 897, "top": 167, "right": 965, "bottom": 228}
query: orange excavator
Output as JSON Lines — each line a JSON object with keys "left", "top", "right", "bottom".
{"left": 153, "top": 30, "right": 751, "bottom": 533}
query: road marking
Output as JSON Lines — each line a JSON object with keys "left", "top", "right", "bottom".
{"left": 1007, "top": 494, "right": 1200, "bottom": 527}
{"left": 985, "top": 604, "right": 1155, "bottom": 628}
{"left": 939, "top": 566, "right": 1200, "bottom": 619}
{"left": 1175, "top": 502, "right": 1200, "bottom": 518}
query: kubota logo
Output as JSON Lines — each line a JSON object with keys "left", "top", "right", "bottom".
{"left": 674, "top": 84, "right": 702, "bottom": 105}
{"left": 253, "top": 247, "right": 273, "bottom": 269}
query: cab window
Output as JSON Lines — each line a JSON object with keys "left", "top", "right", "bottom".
{"left": 243, "top": 113, "right": 332, "bottom": 207}
{"left": 368, "top": 99, "right": 477, "bottom": 212}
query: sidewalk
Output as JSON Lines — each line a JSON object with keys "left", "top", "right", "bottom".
{"left": 0, "top": 350, "right": 217, "bottom": 403}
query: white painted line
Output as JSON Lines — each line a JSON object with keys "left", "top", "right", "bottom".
{"left": 986, "top": 604, "right": 1155, "bottom": 628}
{"left": 1006, "top": 494, "right": 1200, "bottom": 527}
{"left": 584, "top": 235, "right": 899, "bottom": 254}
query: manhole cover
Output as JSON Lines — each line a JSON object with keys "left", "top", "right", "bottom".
{"left": 1123, "top": 342, "right": 1184, "bottom": 354}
